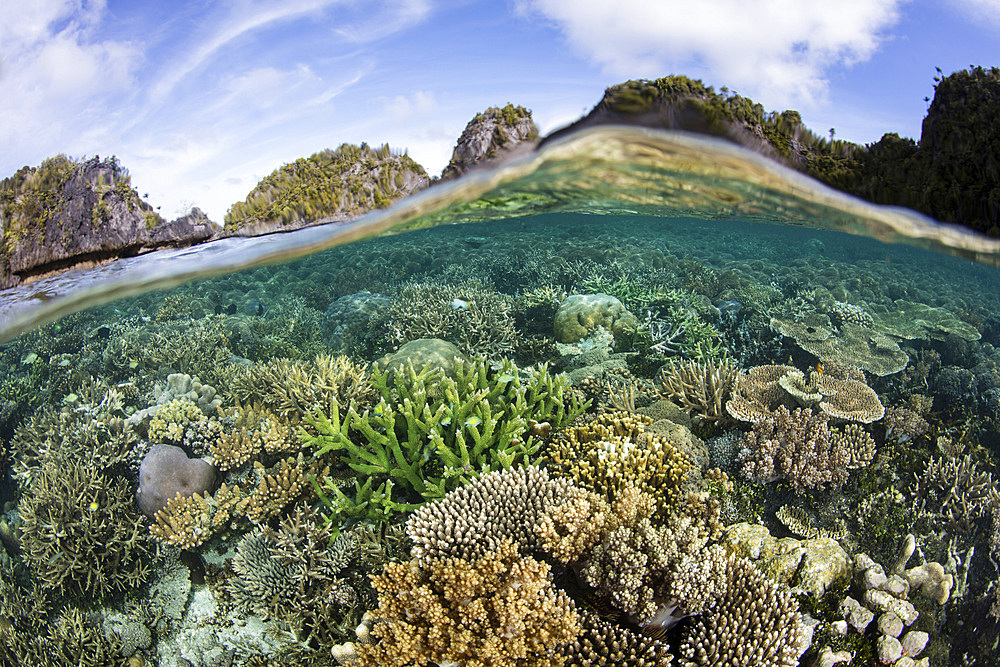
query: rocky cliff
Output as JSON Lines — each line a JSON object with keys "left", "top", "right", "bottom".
{"left": 861, "top": 66, "right": 1000, "bottom": 236}
{"left": 0, "top": 156, "right": 218, "bottom": 289}
{"left": 439, "top": 104, "right": 539, "bottom": 181}
{"left": 223, "top": 142, "right": 429, "bottom": 234}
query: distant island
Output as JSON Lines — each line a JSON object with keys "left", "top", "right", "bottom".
{"left": 2, "top": 69, "right": 998, "bottom": 288}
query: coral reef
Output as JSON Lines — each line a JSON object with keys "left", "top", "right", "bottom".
{"left": 373, "top": 279, "right": 521, "bottom": 358}
{"left": 740, "top": 406, "right": 876, "bottom": 492}
{"left": 356, "top": 540, "right": 580, "bottom": 667}
{"left": 304, "top": 358, "right": 587, "bottom": 522}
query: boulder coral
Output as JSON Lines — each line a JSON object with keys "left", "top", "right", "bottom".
{"left": 554, "top": 293, "right": 639, "bottom": 344}
{"left": 136, "top": 444, "right": 217, "bottom": 517}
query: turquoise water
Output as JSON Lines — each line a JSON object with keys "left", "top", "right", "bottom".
{"left": 1, "top": 128, "right": 998, "bottom": 665}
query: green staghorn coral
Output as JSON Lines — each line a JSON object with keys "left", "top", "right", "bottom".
{"left": 302, "top": 358, "right": 589, "bottom": 524}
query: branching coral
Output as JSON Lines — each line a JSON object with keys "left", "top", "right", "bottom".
{"left": 374, "top": 278, "right": 521, "bottom": 358}
{"left": 740, "top": 406, "right": 875, "bottom": 492}
{"left": 577, "top": 493, "right": 726, "bottom": 626}
{"left": 560, "top": 609, "right": 674, "bottom": 666}
{"left": 407, "top": 465, "right": 574, "bottom": 562}
{"left": 304, "top": 358, "right": 588, "bottom": 523}
{"left": 657, "top": 358, "right": 738, "bottom": 423}
{"left": 210, "top": 402, "right": 298, "bottom": 471}
{"left": 229, "top": 508, "right": 363, "bottom": 646}
{"left": 912, "top": 452, "right": 999, "bottom": 530}
{"left": 149, "top": 482, "right": 248, "bottom": 548}
{"left": 224, "top": 353, "right": 375, "bottom": 417}
{"left": 0, "top": 565, "right": 123, "bottom": 667}
{"left": 677, "top": 556, "right": 807, "bottom": 667}
{"left": 543, "top": 411, "right": 691, "bottom": 510}
{"left": 13, "top": 390, "right": 152, "bottom": 599}
{"left": 357, "top": 540, "right": 580, "bottom": 667}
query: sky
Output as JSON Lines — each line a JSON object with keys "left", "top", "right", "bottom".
{"left": 1, "top": 0, "right": 998, "bottom": 223}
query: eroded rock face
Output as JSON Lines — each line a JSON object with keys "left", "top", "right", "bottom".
{"left": 440, "top": 104, "right": 539, "bottom": 180}
{"left": 1, "top": 156, "right": 218, "bottom": 289}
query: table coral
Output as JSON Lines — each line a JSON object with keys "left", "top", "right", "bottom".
{"left": 727, "top": 364, "right": 883, "bottom": 424}
{"left": 357, "top": 540, "right": 580, "bottom": 667}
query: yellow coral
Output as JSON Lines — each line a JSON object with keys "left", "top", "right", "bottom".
{"left": 150, "top": 493, "right": 213, "bottom": 549}
{"left": 148, "top": 397, "right": 206, "bottom": 444}
{"left": 245, "top": 454, "right": 327, "bottom": 523}
{"left": 545, "top": 412, "right": 690, "bottom": 509}
{"left": 358, "top": 541, "right": 579, "bottom": 667}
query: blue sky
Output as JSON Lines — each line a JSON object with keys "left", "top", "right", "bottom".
{"left": 1, "top": 0, "right": 998, "bottom": 222}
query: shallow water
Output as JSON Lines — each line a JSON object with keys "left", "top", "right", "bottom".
{"left": 1, "top": 127, "right": 998, "bottom": 666}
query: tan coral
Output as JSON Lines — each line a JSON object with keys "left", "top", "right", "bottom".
{"left": 657, "top": 358, "right": 738, "bottom": 423}
{"left": 677, "top": 555, "right": 807, "bottom": 667}
{"left": 535, "top": 484, "right": 657, "bottom": 565}
{"left": 728, "top": 364, "right": 883, "bottom": 424}
{"left": 210, "top": 402, "right": 295, "bottom": 470}
{"left": 357, "top": 541, "right": 579, "bottom": 667}
{"left": 245, "top": 453, "right": 326, "bottom": 523}
{"left": 725, "top": 365, "right": 796, "bottom": 423}
{"left": 817, "top": 375, "right": 885, "bottom": 423}
{"left": 407, "top": 465, "right": 573, "bottom": 562}
{"left": 150, "top": 493, "right": 214, "bottom": 549}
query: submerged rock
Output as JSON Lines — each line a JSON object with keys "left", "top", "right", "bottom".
{"left": 377, "top": 338, "right": 467, "bottom": 379}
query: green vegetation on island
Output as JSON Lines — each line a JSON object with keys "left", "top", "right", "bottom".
{"left": 562, "top": 68, "right": 1000, "bottom": 237}
{"left": 223, "top": 142, "right": 429, "bottom": 232}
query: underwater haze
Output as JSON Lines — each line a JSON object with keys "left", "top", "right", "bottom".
{"left": 1, "top": 128, "right": 999, "bottom": 666}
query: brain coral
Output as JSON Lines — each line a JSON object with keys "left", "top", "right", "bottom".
{"left": 554, "top": 293, "right": 639, "bottom": 344}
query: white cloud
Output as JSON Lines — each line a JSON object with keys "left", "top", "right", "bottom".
{"left": 517, "top": 0, "right": 904, "bottom": 106}
{"left": 951, "top": 0, "right": 1000, "bottom": 26}
{"left": 385, "top": 90, "right": 437, "bottom": 120}
{"left": 0, "top": 0, "right": 140, "bottom": 156}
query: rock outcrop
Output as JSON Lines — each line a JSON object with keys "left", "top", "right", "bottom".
{"left": 440, "top": 104, "right": 539, "bottom": 181}
{"left": 0, "top": 155, "right": 218, "bottom": 289}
